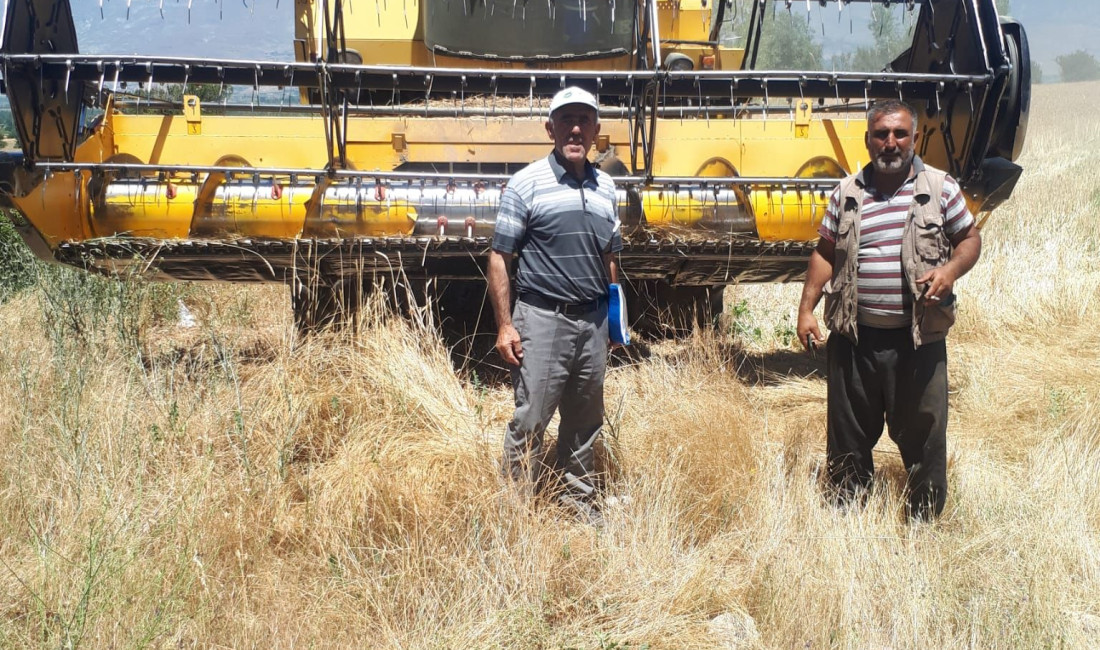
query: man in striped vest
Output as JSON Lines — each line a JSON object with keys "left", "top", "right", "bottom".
{"left": 488, "top": 87, "right": 622, "bottom": 525}
{"left": 797, "top": 99, "right": 983, "bottom": 520}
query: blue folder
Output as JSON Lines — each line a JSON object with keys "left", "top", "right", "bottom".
{"left": 608, "top": 283, "right": 630, "bottom": 345}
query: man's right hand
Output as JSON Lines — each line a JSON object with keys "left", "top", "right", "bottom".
{"left": 797, "top": 311, "right": 824, "bottom": 351}
{"left": 496, "top": 324, "right": 524, "bottom": 366}
{"left": 796, "top": 242, "right": 834, "bottom": 353}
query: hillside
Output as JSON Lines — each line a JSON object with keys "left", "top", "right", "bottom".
{"left": 0, "top": 82, "right": 1098, "bottom": 648}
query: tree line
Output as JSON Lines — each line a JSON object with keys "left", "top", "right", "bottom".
{"left": 716, "top": 0, "right": 1096, "bottom": 85}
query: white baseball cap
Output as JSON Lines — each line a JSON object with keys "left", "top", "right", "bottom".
{"left": 548, "top": 86, "right": 599, "bottom": 117}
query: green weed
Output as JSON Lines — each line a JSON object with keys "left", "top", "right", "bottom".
{"left": 0, "top": 210, "right": 38, "bottom": 302}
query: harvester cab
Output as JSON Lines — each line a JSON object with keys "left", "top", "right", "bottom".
{"left": 0, "top": 0, "right": 1030, "bottom": 333}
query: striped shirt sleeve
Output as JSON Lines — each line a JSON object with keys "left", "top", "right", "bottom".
{"left": 492, "top": 184, "right": 528, "bottom": 254}
{"left": 942, "top": 175, "right": 975, "bottom": 236}
{"left": 817, "top": 189, "right": 842, "bottom": 243}
{"left": 603, "top": 176, "right": 624, "bottom": 253}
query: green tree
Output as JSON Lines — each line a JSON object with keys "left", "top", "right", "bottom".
{"left": 143, "top": 83, "right": 234, "bottom": 104}
{"left": 1056, "top": 50, "right": 1100, "bottom": 83}
{"left": 1031, "top": 60, "right": 1043, "bottom": 85}
{"left": 0, "top": 108, "right": 14, "bottom": 142}
{"left": 714, "top": 0, "right": 754, "bottom": 48}
{"left": 754, "top": 7, "right": 823, "bottom": 70}
{"left": 128, "top": 83, "right": 234, "bottom": 116}
{"left": 830, "top": 5, "right": 915, "bottom": 72}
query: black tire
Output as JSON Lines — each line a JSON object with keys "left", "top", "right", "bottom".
{"left": 624, "top": 280, "right": 724, "bottom": 339}
{"left": 990, "top": 21, "right": 1031, "bottom": 162}
{"left": 291, "top": 275, "right": 366, "bottom": 334}
{"left": 430, "top": 279, "right": 495, "bottom": 333}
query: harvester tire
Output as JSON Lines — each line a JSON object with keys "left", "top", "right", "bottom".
{"left": 624, "top": 280, "right": 724, "bottom": 339}
{"left": 989, "top": 20, "right": 1031, "bottom": 162}
{"left": 430, "top": 280, "right": 495, "bottom": 333}
{"left": 292, "top": 276, "right": 493, "bottom": 336}
{"left": 291, "top": 276, "right": 365, "bottom": 334}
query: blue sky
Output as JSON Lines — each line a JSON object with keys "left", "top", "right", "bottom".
{"left": 3, "top": 0, "right": 1097, "bottom": 80}
{"left": 1012, "top": 0, "right": 1099, "bottom": 78}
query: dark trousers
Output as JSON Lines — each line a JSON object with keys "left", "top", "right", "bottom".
{"left": 826, "top": 325, "right": 948, "bottom": 519}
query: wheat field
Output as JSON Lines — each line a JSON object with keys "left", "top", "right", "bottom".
{"left": 1, "top": 81, "right": 1098, "bottom": 649}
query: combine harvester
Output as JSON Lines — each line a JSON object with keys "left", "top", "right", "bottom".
{"left": 0, "top": 0, "right": 1029, "bottom": 333}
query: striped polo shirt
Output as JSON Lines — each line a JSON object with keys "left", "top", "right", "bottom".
{"left": 492, "top": 151, "right": 622, "bottom": 304}
{"left": 818, "top": 158, "right": 974, "bottom": 328}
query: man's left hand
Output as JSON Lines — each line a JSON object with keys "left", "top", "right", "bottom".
{"left": 916, "top": 266, "right": 958, "bottom": 303}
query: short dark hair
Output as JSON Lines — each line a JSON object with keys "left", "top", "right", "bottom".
{"left": 866, "top": 99, "right": 917, "bottom": 129}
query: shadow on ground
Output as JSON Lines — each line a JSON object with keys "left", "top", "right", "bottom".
{"left": 734, "top": 347, "right": 827, "bottom": 385}
{"left": 440, "top": 322, "right": 828, "bottom": 390}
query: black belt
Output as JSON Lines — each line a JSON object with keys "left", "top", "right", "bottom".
{"left": 518, "top": 292, "right": 603, "bottom": 316}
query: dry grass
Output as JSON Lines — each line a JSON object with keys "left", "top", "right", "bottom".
{"left": 2, "top": 82, "right": 1100, "bottom": 648}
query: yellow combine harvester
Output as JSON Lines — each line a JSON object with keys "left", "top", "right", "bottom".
{"left": 0, "top": 0, "right": 1029, "bottom": 332}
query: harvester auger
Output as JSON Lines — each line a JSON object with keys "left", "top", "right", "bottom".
{"left": 0, "top": 0, "right": 1029, "bottom": 334}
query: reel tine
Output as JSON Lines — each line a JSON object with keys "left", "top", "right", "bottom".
{"left": 96, "top": 61, "right": 105, "bottom": 108}
{"left": 425, "top": 74, "right": 434, "bottom": 115}
{"left": 762, "top": 78, "right": 769, "bottom": 130}
{"left": 490, "top": 74, "right": 498, "bottom": 122}
{"left": 63, "top": 59, "right": 73, "bottom": 101}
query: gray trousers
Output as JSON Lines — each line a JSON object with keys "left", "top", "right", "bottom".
{"left": 503, "top": 298, "right": 608, "bottom": 498}
{"left": 826, "top": 325, "right": 949, "bottom": 519}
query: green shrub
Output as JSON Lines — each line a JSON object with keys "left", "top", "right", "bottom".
{"left": 0, "top": 210, "right": 39, "bottom": 302}
{"left": 2, "top": 211, "right": 189, "bottom": 354}
{"left": 37, "top": 259, "right": 188, "bottom": 354}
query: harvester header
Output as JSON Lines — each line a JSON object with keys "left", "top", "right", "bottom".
{"left": 0, "top": 0, "right": 1030, "bottom": 330}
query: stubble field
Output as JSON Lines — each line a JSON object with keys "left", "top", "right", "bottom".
{"left": 1, "top": 81, "right": 1098, "bottom": 648}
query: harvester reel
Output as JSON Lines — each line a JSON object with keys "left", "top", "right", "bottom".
{"left": 989, "top": 19, "right": 1031, "bottom": 163}
{"left": 0, "top": 0, "right": 1033, "bottom": 339}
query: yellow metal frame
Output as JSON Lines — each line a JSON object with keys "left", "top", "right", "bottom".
{"left": 8, "top": 0, "right": 891, "bottom": 255}
{"left": 12, "top": 102, "right": 871, "bottom": 245}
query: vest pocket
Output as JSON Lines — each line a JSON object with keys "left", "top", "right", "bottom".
{"left": 913, "top": 212, "right": 950, "bottom": 264}
{"left": 823, "top": 279, "right": 845, "bottom": 333}
{"left": 918, "top": 295, "right": 957, "bottom": 337}
{"left": 831, "top": 217, "right": 855, "bottom": 284}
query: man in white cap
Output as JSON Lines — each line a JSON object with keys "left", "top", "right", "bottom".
{"left": 487, "top": 86, "right": 622, "bottom": 524}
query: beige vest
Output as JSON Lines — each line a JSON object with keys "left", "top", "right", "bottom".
{"left": 823, "top": 165, "right": 957, "bottom": 348}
